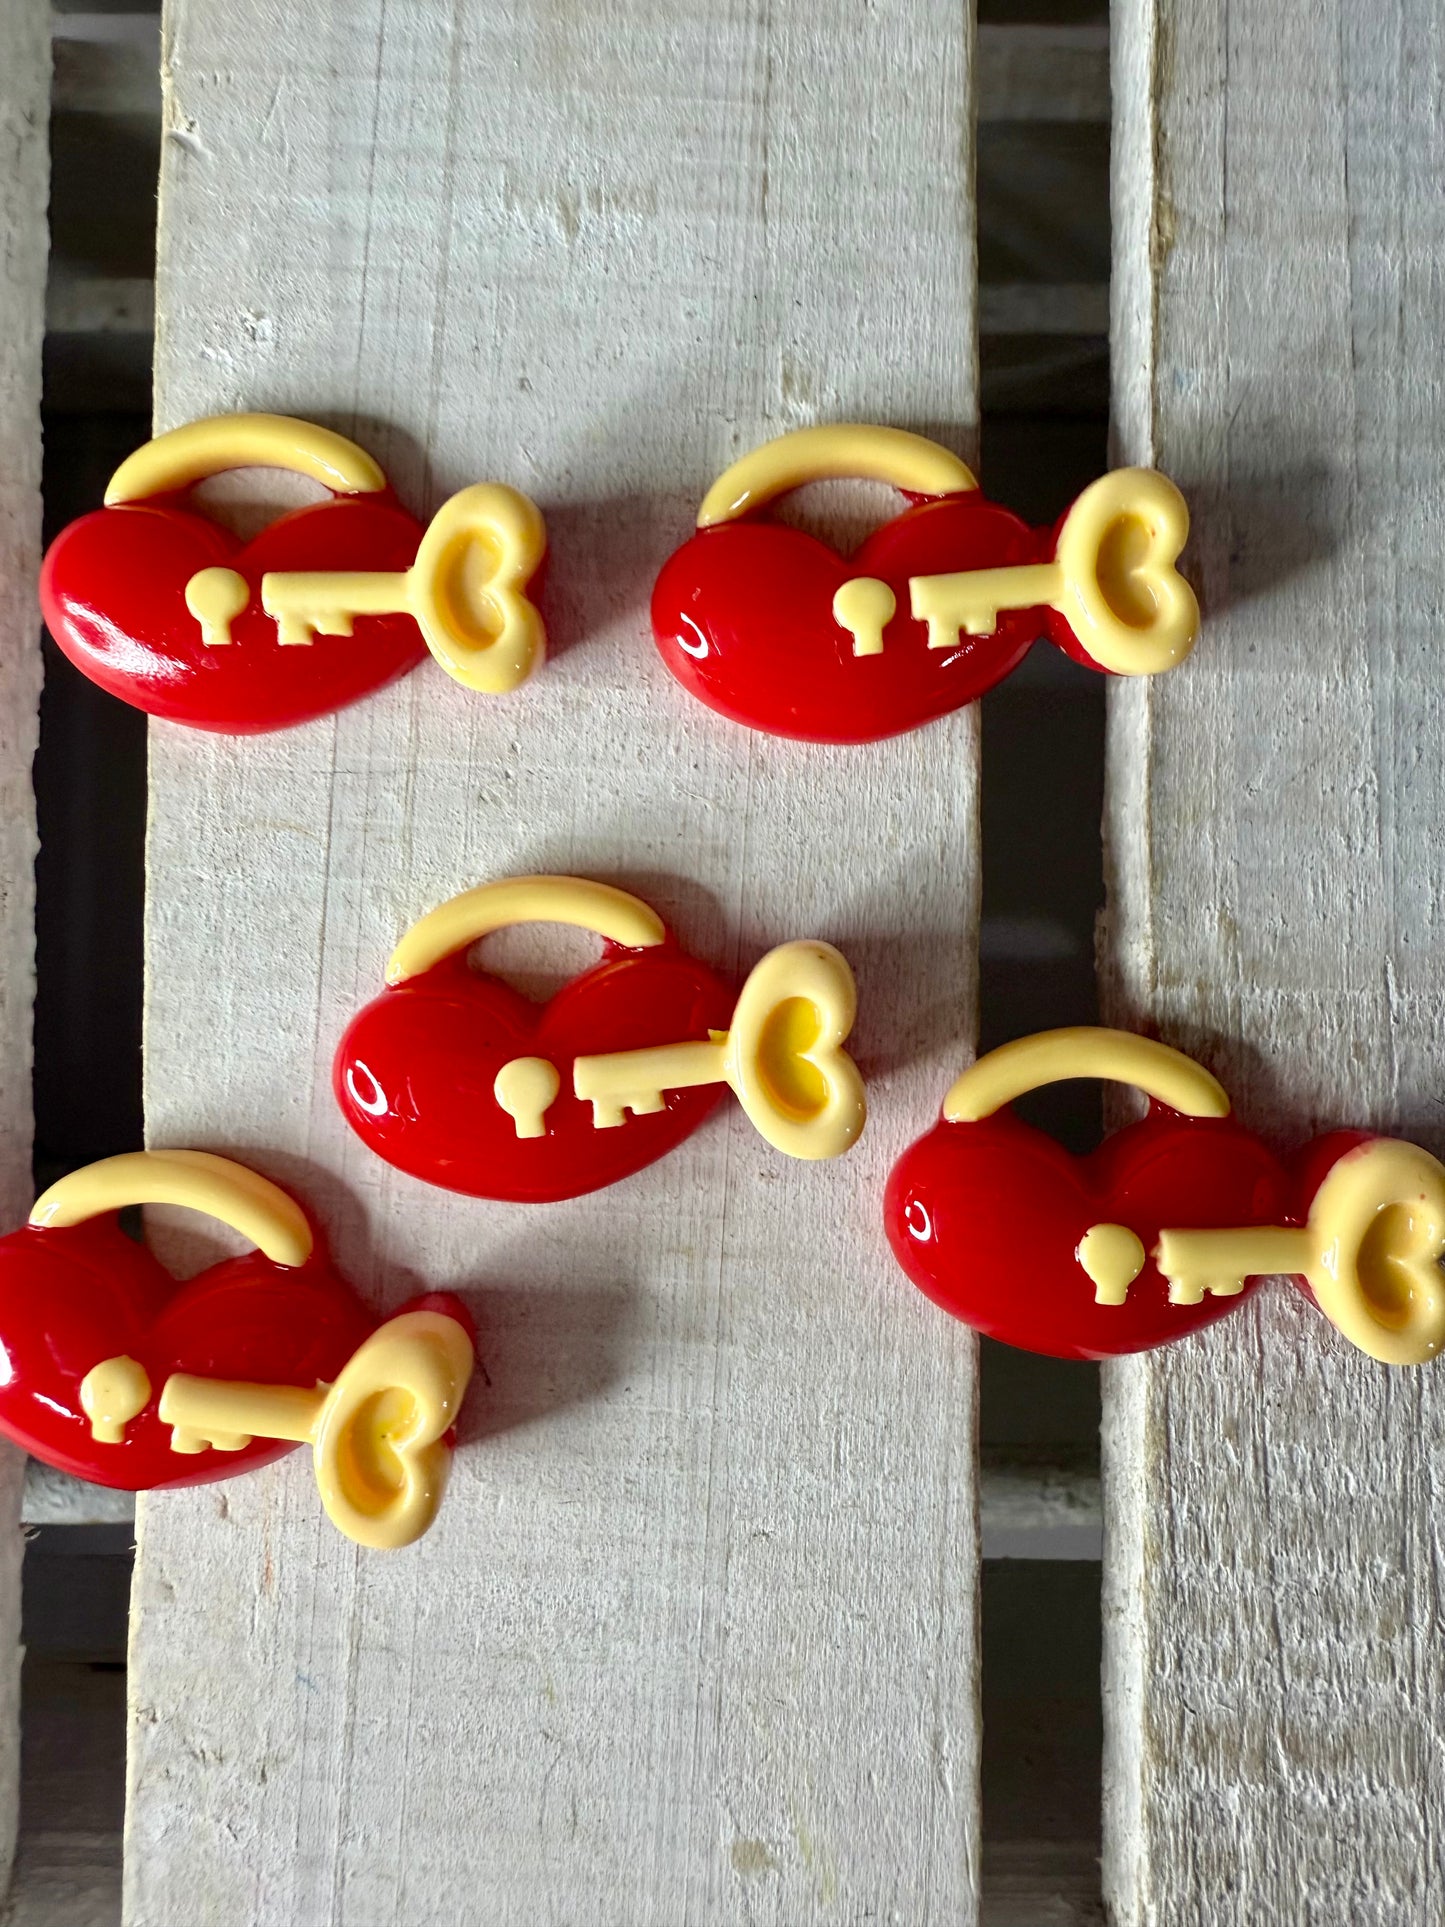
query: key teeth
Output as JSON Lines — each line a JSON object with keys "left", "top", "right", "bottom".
{"left": 1164, "top": 1272, "right": 1248, "bottom": 1306}
{"left": 169, "top": 1425, "right": 255, "bottom": 1455}
{"left": 274, "top": 616, "right": 322, "bottom": 647}
{"left": 589, "top": 1091, "right": 666, "bottom": 1128}
{"left": 307, "top": 609, "right": 357, "bottom": 641}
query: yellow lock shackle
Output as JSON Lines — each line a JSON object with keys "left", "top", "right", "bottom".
{"left": 30, "top": 1147, "right": 315, "bottom": 1265}
{"left": 943, "top": 1026, "right": 1233, "bottom": 1124}
{"left": 696, "top": 424, "right": 980, "bottom": 527}
{"left": 386, "top": 875, "right": 668, "bottom": 985}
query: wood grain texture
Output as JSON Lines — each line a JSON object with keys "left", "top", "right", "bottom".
{"left": 0, "top": 0, "right": 49, "bottom": 1900}
{"left": 30, "top": 1456, "right": 1100, "bottom": 1538}
{"left": 22, "top": 1463, "right": 134, "bottom": 1528}
{"left": 1102, "top": 0, "right": 1445, "bottom": 1919}
{"left": 127, "top": 1, "right": 982, "bottom": 1920}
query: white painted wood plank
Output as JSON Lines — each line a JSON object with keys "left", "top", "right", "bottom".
{"left": 22, "top": 1463, "right": 133, "bottom": 1528}
{"left": 60, "top": 14, "right": 1109, "bottom": 133}
{"left": 26, "top": 1455, "right": 1103, "bottom": 1547}
{"left": 48, "top": 279, "right": 1110, "bottom": 350}
{"left": 0, "top": 0, "right": 49, "bottom": 1903}
{"left": 127, "top": 1, "right": 982, "bottom": 1921}
{"left": 1103, "top": 0, "right": 1445, "bottom": 1918}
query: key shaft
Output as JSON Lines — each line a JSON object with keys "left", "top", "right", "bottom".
{"left": 573, "top": 1036, "right": 729, "bottom": 1129}
{"left": 160, "top": 1373, "right": 324, "bottom": 1454}
{"left": 262, "top": 568, "right": 414, "bottom": 646}
{"left": 1154, "top": 1222, "right": 1314, "bottom": 1305}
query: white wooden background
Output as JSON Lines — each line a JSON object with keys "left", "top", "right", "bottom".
{"left": 1104, "top": 0, "right": 1445, "bottom": 1919}
{"left": 7, "top": 0, "right": 1441, "bottom": 1919}
{"left": 0, "top": 0, "right": 49, "bottom": 1894}
{"left": 125, "top": 1, "right": 983, "bottom": 1922}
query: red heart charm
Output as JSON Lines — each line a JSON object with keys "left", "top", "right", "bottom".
{"left": 40, "top": 493, "right": 427, "bottom": 734}
{"left": 652, "top": 491, "right": 1042, "bottom": 743}
{"left": 336, "top": 941, "right": 736, "bottom": 1203}
{"left": 0, "top": 1215, "right": 374, "bottom": 1488}
{"left": 886, "top": 1106, "right": 1290, "bottom": 1360}
{"left": 883, "top": 1028, "right": 1297, "bottom": 1360}
{"left": 652, "top": 425, "right": 1200, "bottom": 743}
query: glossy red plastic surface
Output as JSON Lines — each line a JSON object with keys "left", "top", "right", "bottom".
{"left": 39, "top": 491, "right": 427, "bottom": 733}
{"left": 885, "top": 1104, "right": 1292, "bottom": 1360}
{"left": 335, "top": 936, "right": 737, "bottom": 1203}
{"left": 0, "top": 1213, "right": 377, "bottom": 1488}
{"left": 651, "top": 489, "right": 1104, "bottom": 744}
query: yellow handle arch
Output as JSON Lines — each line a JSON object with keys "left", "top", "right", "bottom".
{"left": 104, "top": 413, "right": 387, "bottom": 506}
{"left": 386, "top": 875, "right": 667, "bottom": 986}
{"left": 943, "top": 1027, "right": 1231, "bottom": 1125}
{"left": 696, "top": 425, "right": 978, "bottom": 529}
{"left": 29, "top": 1150, "right": 313, "bottom": 1268}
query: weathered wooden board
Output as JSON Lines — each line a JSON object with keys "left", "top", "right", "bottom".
{"left": 127, "top": 0, "right": 982, "bottom": 1920}
{"left": 1103, "top": 0, "right": 1445, "bottom": 1918}
{"left": 0, "top": 0, "right": 50, "bottom": 1898}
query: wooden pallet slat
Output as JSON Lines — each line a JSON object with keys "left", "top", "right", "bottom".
{"left": 1103, "top": 0, "right": 1445, "bottom": 1919}
{"left": 0, "top": 0, "right": 50, "bottom": 1901}
{"left": 126, "top": 1, "right": 984, "bottom": 1920}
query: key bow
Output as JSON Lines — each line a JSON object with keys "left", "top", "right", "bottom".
{"left": 159, "top": 1306, "right": 475, "bottom": 1548}
{"left": 571, "top": 938, "right": 867, "bottom": 1159}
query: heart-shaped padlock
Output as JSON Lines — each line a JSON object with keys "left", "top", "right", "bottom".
{"left": 40, "top": 412, "right": 548, "bottom": 733}
{"left": 0, "top": 1150, "right": 375, "bottom": 1487}
{"left": 335, "top": 875, "right": 867, "bottom": 1203}
{"left": 651, "top": 424, "right": 1200, "bottom": 744}
{"left": 886, "top": 1027, "right": 1445, "bottom": 1365}
{"left": 0, "top": 1151, "right": 476, "bottom": 1547}
{"left": 885, "top": 1029, "right": 1288, "bottom": 1359}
